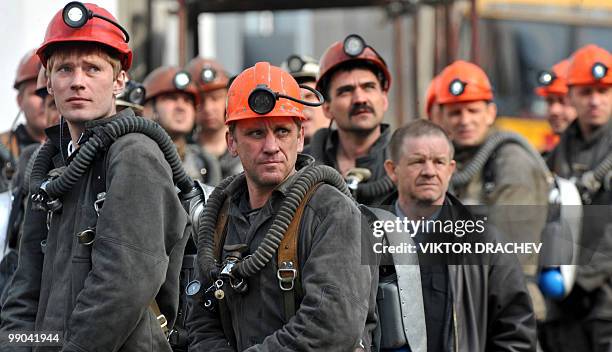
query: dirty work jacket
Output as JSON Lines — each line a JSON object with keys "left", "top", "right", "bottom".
{"left": 381, "top": 193, "right": 536, "bottom": 352}
{"left": 187, "top": 157, "right": 376, "bottom": 351}
{"left": 0, "top": 108, "right": 189, "bottom": 352}
{"left": 304, "top": 124, "right": 393, "bottom": 206}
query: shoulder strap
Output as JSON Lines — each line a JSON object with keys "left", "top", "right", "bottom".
{"left": 277, "top": 182, "right": 324, "bottom": 321}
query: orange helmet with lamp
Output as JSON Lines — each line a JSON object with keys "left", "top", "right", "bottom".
{"left": 535, "top": 59, "right": 570, "bottom": 97}
{"left": 435, "top": 60, "right": 494, "bottom": 105}
{"left": 142, "top": 67, "right": 199, "bottom": 106}
{"left": 566, "top": 44, "right": 612, "bottom": 87}
{"left": 225, "top": 62, "right": 324, "bottom": 125}
{"left": 185, "top": 57, "right": 230, "bottom": 93}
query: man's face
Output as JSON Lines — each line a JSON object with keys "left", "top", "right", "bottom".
{"left": 17, "top": 80, "right": 46, "bottom": 132}
{"left": 48, "top": 52, "right": 125, "bottom": 124}
{"left": 384, "top": 135, "right": 455, "bottom": 206}
{"left": 227, "top": 116, "right": 304, "bottom": 190}
{"left": 545, "top": 94, "right": 577, "bottom": 134}
{"left": 44, "top": 94, "right": 60, "bottom": 126}
{"left": 323, "top": 68, "right": 388, "bottom": 134}
{"left": 196, "top": 88, "right": 227, "bottom": 132}
{"left": 300, "top": 80, "right": 328, "bottom": 141}
{"left": 154, "top": 92, "right": 195, "bottom": 137}
{"left": 568, "top": 85, "right": 612, "bottom": 132}
{"left": 440, "top": 100, "right": 496, "bottom": 147}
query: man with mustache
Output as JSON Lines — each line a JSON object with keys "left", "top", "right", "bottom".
{"left": 306, "top": 34, "right": 394, "bottom": 205}
{"left": 434, "top": 60, "right": 550, "bottom": 321}
{"left": 543, "top": 44, "right": 612, "bottom": 352}
{"left": 142, "top": 66, "right": 221, "bottom": 185}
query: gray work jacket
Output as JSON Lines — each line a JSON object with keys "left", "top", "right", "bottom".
{"left": 187, "top": 158, "right": 377, "bottom": 351}
{"left": 0, "top": 109, "right": 189, "bottom": 351}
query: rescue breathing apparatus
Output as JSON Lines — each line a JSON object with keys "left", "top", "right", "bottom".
{"left": 194, "top": 163, "right": 351, "bottom": 310}
{"left": 29, "top": 115, "right": 209, "bottom": 228}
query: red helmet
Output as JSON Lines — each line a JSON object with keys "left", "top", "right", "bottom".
{"left": 535, "top": 59, "right": 570, "bottom": 97}
{"left": 566, "top": 44, "right": 612, "bottom": 86}
{"left": 226, "top": 62, "right": 310, "bottom": 124}
{"left": 316, "top": 34, "right": 391, "bottom": 94}
{"left": 424, "top": 75, "right": 440, "bottom": 117}
{"left": 436, "top": 60, "right": 494, "bottom": 105}
{"left": 37, "top": 2, "right": 132, "bottom": 70}
{"left": 142, "top": 66, "right": 199, "bottom": 106}
{"left": 185, "top": 57, "right": 230, "bottom": 92}
{"left": 14, "top": 49, "right": 42, "bottom": 89}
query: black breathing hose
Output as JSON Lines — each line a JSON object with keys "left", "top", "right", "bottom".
{"left": 356, "top": 175, "right": 395, "bottom": 201}
{"left": 197, "top": 164, "right": 351, "bottom": 282}
{"left": 30, "top": 115, "right": 193, "bottom": 199}
{"left": 451, "top": 131, "right": 552, "bottom": 188}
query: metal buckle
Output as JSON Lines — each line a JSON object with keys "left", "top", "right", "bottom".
{"left": 94, "top": 192, "right": 106, "bottom": 216}
{"left": 277, "top": 268, "right": 297, "bottom": 291}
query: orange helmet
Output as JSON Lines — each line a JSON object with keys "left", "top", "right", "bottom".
{"left": 185, "top": 57, "right": 229, "bottom": 92}
{"left": 143, "top": 66, "right": 199, "bottom": 106}
{"left": 35, "top": 66, "right": 49, "bottom": 98}
{"left": 226, "top": 62, "right": 324, "bottom": 124}
{"left": 535, "top": 59, "right": 570, "bottom": 97}
{"left": 14, "top": 49, "right": 42, "bottom": 89}
{"left": 566, "top": 44, "right": 612, "bottom": 86}
{"left": 316, "top": 34, "right": 391, "bottom": 95}
{"left": 436, "top": 60, "right": 493, "bottom": 105}
{"left": 37, "top": 2, "right": 132, "bottom": 70}
{"left": 424, "top": 75, "right": 440, "bottom": 117}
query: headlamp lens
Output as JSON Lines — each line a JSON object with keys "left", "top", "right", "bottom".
{"left": 287, "top": 55, "right": 304, "bottom": 73}
{"left": 186, "top": 280, "right": 201, "bottom": 296}
{"left": 63, "top": 2, "right": 88, "bottom": 28}
{"left": 128, "top": 86, "right": 145, "bottom": 105}
{"left": 592, "top": 62, "right": 608, "bottom": 80}
{"left": 449, "top": 79, "right": 466, "bottom": 96}
{"left": 174, "top": 72, "right": 191, "bottom": 90}
{"left": 344, "top": 34, "right": 366, "bottom": 57}
{"left": 248, "top": 86, "right": 277, "bottom": 115}
{"left": 201, "top": 67, "right": 217, "bottom": 83}
{"left": 537, "top": 71, "right": 554, "bottom": 86}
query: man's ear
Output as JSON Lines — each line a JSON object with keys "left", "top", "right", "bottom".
{"left": 485, "top": 102, "right": 497, "bottom": 126}
{"left": 226, "top": 130, "right": 238, "bottom": 157}
{"left": 383, "top": 159, "right": 398, "bottom": 183}
{"left": 113, "top": 70, "right": 127, "bottom": 96}
{"left": 297, "top": 124, "right": 305, "bottom": 153}
{"left": 322, "top": 101, "right": 334, "bottom": 121}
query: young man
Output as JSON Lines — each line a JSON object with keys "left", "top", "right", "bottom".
{"left": 306, "top": 34, "right": 394, "bottom": 205}
{"left": 543, "top": 44, "right": 612, "bottom": 352}
{"left": 281, "top": 54, "right": 329, "bottom": 144}
{"left": 535, "top": 59, "right": 577, "bottom": 136}
{"left": 187, "top": 62, "right": 375, "bottom": 351}
{"left": 186, "top": 57, "right": 242, "bottom": 179}
{"left": 0, "top": 3, "right": 189, "bottom": 351}
{"left": 143, "top": 66, "right": 221, "bottom": 185}
{"left": 379, "top": 120, "right": 536, "bottom": 351}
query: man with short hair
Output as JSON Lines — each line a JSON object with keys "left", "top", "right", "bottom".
{"left": 306, "top": 35, "right": 394, "bottom": 205}
{"left": 186, "top": 57, "right": 242, "bottom": 180}
{"left": 378, "top": 119, "right": 536, "bottom": 351}
{"left": 535, "top": 59, "right": 577, "bottom": 136}
{"left": 281, "top": 54, "right": 329, "bottom": 144}
{"left": 187, "top": 62, "right": 375, "bottom": 351}
{"left": 543, "top": 44, "right": 612, "bottom": 352}
{"left": 143, "top": 66, "right": 221, "bottom": 185}
{"left": 0, "top": 3, "right": 189, "bottom": 350}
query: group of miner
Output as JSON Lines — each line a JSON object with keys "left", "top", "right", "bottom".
{"left": 0, "top": 2, "right": 610, "bottom": 352}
